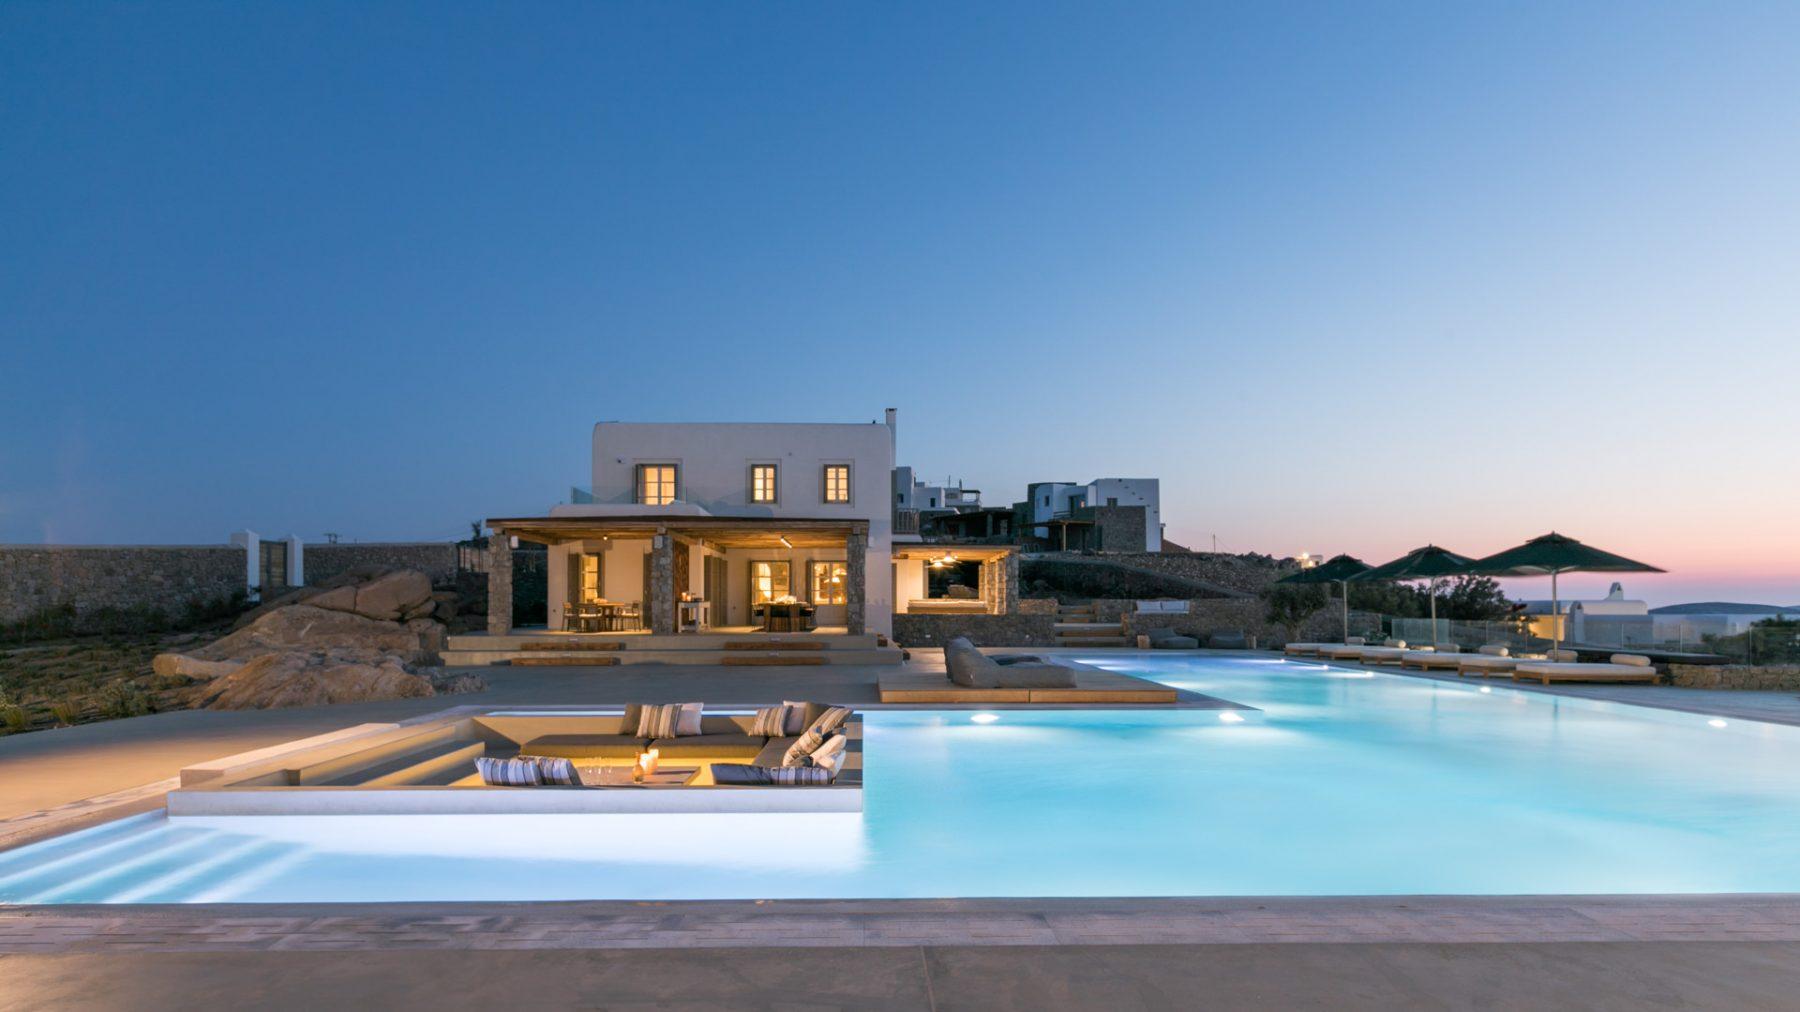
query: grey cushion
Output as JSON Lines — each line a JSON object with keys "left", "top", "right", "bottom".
{"left": 710, "top": 763, "right": 774, "bottom": 785}
{"left": 944, "top": 637, "right": 998, "bottom": 687}
{"left": 992, "top": 654, "right": 1047, "bottom": 665}
{"left": 1208, "top": 632, "right": 1248, "bottom": 649}
{"left": 752, "top": 737, "right": 799, "bottom": 767}
{"left": 1149, "top": 631, "right": 1199, "bottom": 648}
{"left": 649, "top": 733, "right": 767, "bottom": 758}
{"left": 521, "top": 734, "right": 650, "bottom": 759}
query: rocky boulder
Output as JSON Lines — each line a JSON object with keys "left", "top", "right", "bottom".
{"left": 194, "top": 605, "right": 442, "bottom": 664}
{"left": 187, "top": 648, "right": 438, "bottom": 710}
{"left": 153, "top": 566, "right": 460, "bottom": 710}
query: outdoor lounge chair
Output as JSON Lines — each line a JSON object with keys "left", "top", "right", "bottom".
{"left": 1512, "top": 653, "right": 1660, "bottom": 686}
{"left": 1353, "top": 641, "right": 1409, "bottom": 665}
{"left": 1206, "top": 631, "right": 1247, "bottom": 649}
{"left": 1147, "top": 627, "right": 1200, "bottom": 650}
{"left": 1283, "top": 642, "right": 1328, "bottom": 657}
{"left": 1315, "top": 637, "right": 1372, "bottom": 660}
{"left": 945, "top": 637, "right": 1077, "bottom": 689}
{"left": 1320, "top": 638, "right": 1398, "bottom": 661}
{"left": 1400, "top": 645, "right": 1464, "bottom": 670}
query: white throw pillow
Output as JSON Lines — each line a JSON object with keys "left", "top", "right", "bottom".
{"left": 809, "top": 734, "right": 848, "bottom": 775}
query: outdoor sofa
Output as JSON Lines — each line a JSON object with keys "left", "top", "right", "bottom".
{"left": 1284, "top": 637, "right": 1364, "bottom": 658}
{"left": 507, "top": 702, "right": 858, "bottom": 787}
{"left": 1147, "top": 627, "right": 1200, "bottom": 650}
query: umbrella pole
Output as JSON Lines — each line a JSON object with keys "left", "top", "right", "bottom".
{"left": 1429, "top": 578, "right": 1439, "bottom": 647}
{"left": 1551, "top": 570, "right": 1560, "bottom": 654}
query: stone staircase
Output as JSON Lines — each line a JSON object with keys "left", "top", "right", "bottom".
{"left": 1054, "top": 602, "right": 1130, "bottom": 648}
{"left": 442, "top": 631, "right": 903, "bottom": 667}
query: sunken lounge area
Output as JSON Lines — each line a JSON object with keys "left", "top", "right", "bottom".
{"left": 168, "top": 704, "right": 863, "bottom": 816}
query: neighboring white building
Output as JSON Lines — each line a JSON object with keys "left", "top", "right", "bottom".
{"left": 1522, "top": 583, "right": 1652, "bottom": 645}
{"left": 1024, "top": 477, "right": 1162, "bottom": 552}
{"left": 892, "top": 467, "right": 981, "bottom": 513}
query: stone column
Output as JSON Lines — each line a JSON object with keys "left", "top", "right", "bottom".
{"left": 649, "top": 533, "right": 676, "bottom": 635}
{"left": 486, "top": 533, "right": 513, "bottom": 636}
{"left": 845, "top": 530, "right": 867, "bottom": 635}
{"left": 1001, "top": 551, "right": 1019, "bottom": 616}
{"left": 981, "top": 559, "right": 998, "bottom": 615}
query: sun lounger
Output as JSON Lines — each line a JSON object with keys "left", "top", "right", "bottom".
{"left": 1400, "top": 646, "right": 1464, "bottom": 671}
{"left": 945, "top": 637, "right": 1077, "bottom": 689}
{"left": 1355, "top": 643, "right": 1409, "bottom": 665}
{"left": 1147, "top": 627, "right": 1200, "bottom": 650}
{"left": 1512, "top": 653, "right": 1660, "bottom": 685}
{"left": 1288, "top": 637, "right": 1365, "bottom": 658}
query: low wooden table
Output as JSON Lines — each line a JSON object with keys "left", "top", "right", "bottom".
{"left": 577, "top": 766, "right": 701, "bottom": 788}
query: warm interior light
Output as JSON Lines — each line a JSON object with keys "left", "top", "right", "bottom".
{"left": 778, "top": 535, "right": 793, "bottom": 549}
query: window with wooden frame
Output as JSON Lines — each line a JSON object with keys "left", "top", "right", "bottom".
{"left": 566, "top": 552, "right": 603, "bottom": 605}
{"left": 750, "top": 561, "right": 791, "bottom": 605}
{"left": 749, "top": 463, "right": 778, "bottom": 504}
{"left": 635, "top": 464, "right": 678, "bottom": 505}
{"left": 822, "top": 464, "right": 851, "bottom": 504}
{"left": 810, "top": 561, "right": 847, "bottom": 605}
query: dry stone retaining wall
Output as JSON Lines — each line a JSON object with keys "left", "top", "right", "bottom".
{"left": 304, "top": 542, "right": 458, "bottom": 584}
{"left": 0, "top": 545, "right": 245, "bottom": 625}
{"left": 1670, "top": 664, "right": 1800, "bottom": 691}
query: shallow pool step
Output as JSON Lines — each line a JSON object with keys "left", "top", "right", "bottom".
{"left": 314, "top": 739, "right": 487, "bottom": 787}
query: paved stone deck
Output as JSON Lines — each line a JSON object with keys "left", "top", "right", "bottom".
{"left": 5, "top": 895, "right": 1800, "bottom": 952}
{"left": 10, "top": 941, "right": 1800, "bottom": 1011}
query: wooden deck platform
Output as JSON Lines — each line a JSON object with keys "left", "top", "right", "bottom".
{"left": 877, "top": 668, "right": 1179, "bottom": 704}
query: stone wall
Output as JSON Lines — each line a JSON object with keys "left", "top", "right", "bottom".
{"left": 1071, "top": 552, "right": 1293, "bottom": 596}
{"left": 304, "top": 542, "right": 459, "bottom": 585}
{"left": 1089, "top": 506, "right": 1147, "bottom": 553}
{"left": 0, "top": 544, "right": 246, "bottom": 625}
{"left": 1669, "top": 664, "right": 1800, "bottom": 690}
{"left": 893, "top": 611, "right": 1058, "bottom": 648}
{"left": 1087, "top": 597, "right": 1340, "bottom": 647}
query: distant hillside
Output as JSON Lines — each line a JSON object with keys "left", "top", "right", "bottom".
{"left": 1650, "top": 602, "right": 1800, "bottom": 615}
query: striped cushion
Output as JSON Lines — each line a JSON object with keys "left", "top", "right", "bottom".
{"left": 782, "top": 707, "right": 853, "bottom": 767}
{"left": 474, "top": 757, "right": 541, "bottom": 787}
{"left": 809, "top": 734, "right": 848, "bottom": 775}
{"left": 766, "top": 766, "right": 833, "bottom": 786}
{"left": 810, "top": 705, "right": 852, "bottom": 737}
{"left": 711, "top": 763, "right": 773, "bottom": 785}
{"left": 750, "top": 704, "right": 798, "bottom": 737}
{"left": 522, "top": 755, "right": 579, "bottom": 786}
{"left": 637, "top": 702, "right": 703, "bottom": 738}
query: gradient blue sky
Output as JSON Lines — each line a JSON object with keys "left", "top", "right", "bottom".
{"left": 4, "top": 2, "right": 1798, "bottom": 605}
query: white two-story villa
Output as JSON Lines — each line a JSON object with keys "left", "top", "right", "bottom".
{"left": 475, "top": 411, "right": 1021, "bottom": 654}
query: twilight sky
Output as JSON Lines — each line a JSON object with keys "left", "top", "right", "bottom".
{"left": 4, "top": 2, "right": 1798, "bottom": 606}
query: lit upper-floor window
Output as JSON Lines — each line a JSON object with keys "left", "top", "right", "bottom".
{"left": 823, "top": 464, "right": 851, "bottom": 504}
{"left": 750, "top": 464, "right": 778, "bottom": 504}
{"left": 636, "top": 464, "right": 678, "bottom": 505}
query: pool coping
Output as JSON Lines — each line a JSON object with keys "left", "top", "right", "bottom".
{"left": 5, "top": 893, "right": 1800, "bottom": 951}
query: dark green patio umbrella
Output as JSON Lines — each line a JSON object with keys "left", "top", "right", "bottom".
{"left": 1464, "top": 533, "right": 1664, "bottom": 652}
{"left": 1277, "top": 554, "right": 1371, "bottom": 642}
{"left": 1349, "top": 545, "right": 1474, "bottom": 647}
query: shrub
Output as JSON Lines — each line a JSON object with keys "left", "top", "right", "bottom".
{"left": 0, "top": 705, "right": 27, "bottom": 733}
{"left": 48, "top": 698, "right": 80, "bottom": 726}
{"left": 99, "top": 681, "right": 151, "bottom": 720}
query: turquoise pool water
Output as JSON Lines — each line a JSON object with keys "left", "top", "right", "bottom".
{"left": 6, "top": 656, "right": 1800, "bottom": 903}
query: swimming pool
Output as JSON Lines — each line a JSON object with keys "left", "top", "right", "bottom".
{"left": 5, "top": 656, "right": 1800, "bottom": 903}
